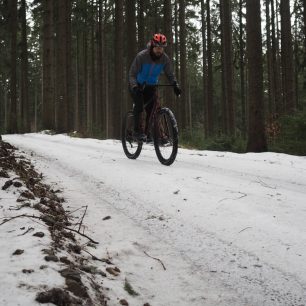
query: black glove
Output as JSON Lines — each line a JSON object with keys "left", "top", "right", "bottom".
{"left": 173, "top": 82, "right": 182, "bottom": 97}
{"left": 132, "top": 85, "right": 143, "bottom": 96}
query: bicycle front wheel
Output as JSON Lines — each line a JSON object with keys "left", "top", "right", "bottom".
{"left": 154, "top": 108, "right": 178, "bottom": 166}
{"left": 122, "top": 111, "right": 143, "bottom": 159}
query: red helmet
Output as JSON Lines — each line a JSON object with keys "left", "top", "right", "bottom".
{"left": 151, "top": 33, "right": 167, "bottom": 47}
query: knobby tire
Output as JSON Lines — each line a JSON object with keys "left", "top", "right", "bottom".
{"left": 153, "top": 108, "right": 178, "bottom": 166}
{"left": 122, "top": 111, "right": 142, "bottom": 159}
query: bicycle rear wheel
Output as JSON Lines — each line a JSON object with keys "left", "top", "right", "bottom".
{"left": 154, "top": 108, "right": 178, "bottom": 166}
{"left": 122, "top": 111, "right": 143, "bottom": 159}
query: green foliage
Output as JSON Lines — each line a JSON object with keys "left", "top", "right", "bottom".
{"left": 181, "top": 111, "right": 306, "bottom": 156}
{"left": 124, "top": 279, "right": 139, "bottom": 296}
{"left": 91, "top": 124, "right": 107, "bottom": 140}
{"left": 268, "top": 111, "right": 306, "bottom": 156}
{"left": 67, "top": 124, "right": 107, "bottom": 140}
{"left": 67, "top": 131, "right": 87, "bottom": 138}
{"left": 180, "top": 128, "right": 247, "bottom": 153}
{"left": 41, "top": 130, "right": 56, "bottom": 135}
{"left": 180, "top": 111, "right": 306, "bottom": 156}
{"left": 204, "top": 135, "right": 247, "bottom": 153}
{"left": 279, "top": 112, "right": 306, "bottom": 139}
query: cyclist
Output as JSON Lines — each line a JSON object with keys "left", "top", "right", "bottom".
{"left": 129, "top": 33, "right": 181, "bottom": 141}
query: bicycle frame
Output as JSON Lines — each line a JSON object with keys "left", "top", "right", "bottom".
{"left": 143, "top": 91, "right": 159, "bottom": 136}
{"left": 141, "top": 84, "right": 174, "bottom": 137}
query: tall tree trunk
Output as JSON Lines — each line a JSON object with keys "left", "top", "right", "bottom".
{"left": 97, "top": 0, "right": 105, "bottom": 134}
{"left": 200, "top": 0, "right": 208, "bottom": 136}
{"left": 246, "top": 0, "right": 267, "bottom": 152}
{"left": 66, "top": 1, "right": 73, "bottom": 130}
{"left": 105, "top": 54, "right": 110, "bottom": 138}
{"left": 113, "top": 0, "right": 124, "bottom": 138}
{"left": 280, "top": 0, "right": 296, "bottom": 113}
{"left": 163, "top": 0, "right": 173, "bottom": 60}
{"left": 55, "top": 0, "right": 72, "bottom": 132}
{"left": 153, "top": 0, "right": 157, "bottom": 32}
{"left": 88, "top": 0, "right": 96, "bottom": 135}
{"left": 179, "top": 0, "right": 188, "bottom": 130}
{"left": 126, "top": 0, "right": 137, "bottom": 69}
{"left": 266, "top": 0, "right": 274, "bottom": 115}
{"left": 174, "top": 0, "right": 179, "bottom": 83}
{"left": 302, "top": 0, "right": 306, "bottom": 89}
{"left": 137, "top": 0, "right": 145, "bottom": 50}
{"left": 271, "top": 0, "right": 282, "bottom": 114}
{"left": 42, "top": 0, "right": 55, "bottom": 130}
{"left": 220, "top": 0, "right": 235, "bottom": 135}
{"left": 80, "top": 2, "right": 88, "bottom": 134}
{"left": 126, "top": 0, "right": 137, "bottom": 116}
{"left": 239, "top": 0, "right": 246, "bottom": 136}
{"left": 163, "top": 0, "right": 175, "bottom": 110}
{"left": 293, "top": 0, "right": 299, "bottom": 109}
{"left": 0, "top": 86, "right": 3, "bottom": 133}
{"left": 20, "top": 0, "right": 30, "bottom": 132}
{"left": 8, "top": 0, "right": 18, "bottom": 133}
{"left": 76, "top": 29, "right": 80, "bottom": 131}
{"left": 206, "top": 0, "right": 214, "bottom": 136}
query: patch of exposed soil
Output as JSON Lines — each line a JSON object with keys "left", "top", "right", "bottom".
{"left": 0, "top": 140, "right": 108, "bottom": 305}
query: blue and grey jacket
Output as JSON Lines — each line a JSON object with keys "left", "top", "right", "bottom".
{"left": 129, "top": 48, "right": 176, "bottom": 89}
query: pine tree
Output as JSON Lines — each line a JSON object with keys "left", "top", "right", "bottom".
{"left": 8, "top": 0, "right": 18, "bottom": 133}
{"left": 42, "top": 0, "right": 55, "bottom": 130}
{"left": 220, "top": 0, "right": 235, "bottom": 135}
{"left": 246, "top": 0, "right": 267, "bottom": 152}
{"left": 20, "top": 0, "right": 30, "bottom": 132}
{"left": 179, "top": 0, "right": 188, "bottom": 129}
{"left": 280, "top": 0, "right": 296, "bottom": 113}
{"left": 113, "top": 0, "right": 124, "bottom": 138}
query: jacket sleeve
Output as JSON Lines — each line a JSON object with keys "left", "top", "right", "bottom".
{"left": 163, "top": 54, "right": 177, "bottom": 85}
{"left": 129, "top": 54, "right": 142, "bottom": 88}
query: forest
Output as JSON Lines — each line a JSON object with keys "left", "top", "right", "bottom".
{"left": 0, "top": 0, "right": 306, "bottom": 155}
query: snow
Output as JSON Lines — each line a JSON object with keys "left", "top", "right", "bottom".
{"left": 1, "top": 133, "right": 306, "bottom": 306}
{"left": 0, "top": 174, "right": 64, "bottom": 306}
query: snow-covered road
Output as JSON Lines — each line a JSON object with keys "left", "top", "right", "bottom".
{"left": 4, "top": 133, "right": 306, "bottom": 306}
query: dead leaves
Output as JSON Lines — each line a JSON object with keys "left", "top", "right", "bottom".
{"left": 12, "top": 249, "right": 24, "bottom": 255}
{"left": 106, "top": 266, "right": 121, "bottom": 276}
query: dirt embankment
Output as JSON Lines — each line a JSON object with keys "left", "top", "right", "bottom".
{"left": 1, "top": 140, "right": 109, "bottom": 306}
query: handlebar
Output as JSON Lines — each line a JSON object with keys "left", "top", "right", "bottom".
{"left": 140, "top": 83, "right": 174, "bottom": 89}
{"left": 154, "top": 84, "right": 175, "bottom": 87}
{"left": 138, "top": 83, "right": 180, "bottom": 98}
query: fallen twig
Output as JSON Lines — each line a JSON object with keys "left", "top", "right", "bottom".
{"left": 0, "top": 214, "right": 99, "bottom": 244}
{"left": 237, "top": 193, "right": 247, "bottom": 199}
{"left": 78, "top": 205, "right": 88, "bottom": 233}
{"left": 238, "top": 226, "right": 252, "bottom": 233}
{"left": 64, "top": 226, "right": 98, "bottom": 244}
{"left": 144, "top": 251, "right": 166, "bottom": 271}
{"left": 257, "top": 178, "right": 276, "bottom": 189}
{"left": 18, "top": 227, "right": 34, "bottom": 236}
{"left": 0, "top": 213, "right": 30, "bottom": 225}
{"left": 82, "top": 249, "right": 104, "bottom": 262}
{"left": 218, "top": 191, "right": 247, "bottom": 203}
{"left": 65, "top": 206, "right": 87, "bottom": 216}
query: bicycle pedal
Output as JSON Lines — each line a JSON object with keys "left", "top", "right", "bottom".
{"left": 134, "top": 133, "right": 146, "bottom": 142}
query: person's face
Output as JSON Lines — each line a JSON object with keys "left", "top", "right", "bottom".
{"left": 152, "top": 46, "right": 164, "bottom": 57}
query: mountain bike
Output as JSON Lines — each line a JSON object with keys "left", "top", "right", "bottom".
{"left": 121, "top": 84, "right": 178, "bottom": 166}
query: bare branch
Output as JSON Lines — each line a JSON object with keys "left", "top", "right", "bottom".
{"left": 78, "top": 205, "right": 88, "bottom": 233}
{"left": 239, "top": 226, "right": 252, "bottom": 233}
{"left": 0, "top": 214, "right": 99, "bottom": 244}
{"left": 18, "top": 227, "right": 34, "bottom": 236}
{"left": 257, "top": 178, "right": 276, "bottom": 189}
{"left": 144, "top": 251, "right": 166, "bottom": 271}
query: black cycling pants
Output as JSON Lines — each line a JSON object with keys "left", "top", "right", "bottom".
{"left": 130, "top": 86, "right": 156, "bottom": 131}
